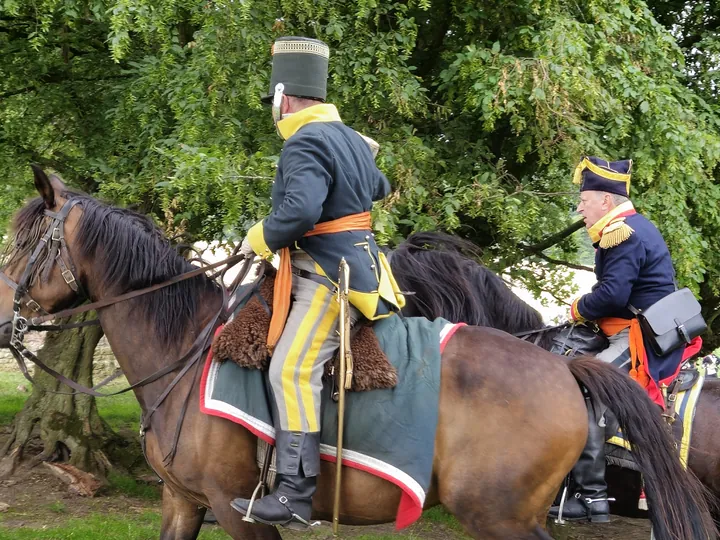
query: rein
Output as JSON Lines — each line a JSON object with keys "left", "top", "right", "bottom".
{"left": 513, "top": 323, "right": 574, "bottom": 348}
{"left": 513, "top": 323, "right": 569, "bottom": 340}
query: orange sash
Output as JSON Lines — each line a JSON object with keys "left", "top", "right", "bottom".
{"left": 267, "top": 212, "right": 372, "bottom": 351}
{"left": 598, "top": 317, "right": 650, "bottom": 389}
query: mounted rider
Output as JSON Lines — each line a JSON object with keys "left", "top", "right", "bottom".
{"left": 549, "top": 156, "right": 685, "bottom": 522}
{"left": 230, "top": 36, "right": 405, "bottom": 528}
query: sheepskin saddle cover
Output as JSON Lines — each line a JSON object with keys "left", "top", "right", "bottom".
{"left": 211, "top": 267, "right": 397, "bottom": 392}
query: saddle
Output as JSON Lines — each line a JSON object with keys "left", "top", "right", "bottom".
{"left": 211, "top": 264, "right": 398, "bottom": 392}
{"left": 549, "top": 323, "right": 609, "bottom": 357}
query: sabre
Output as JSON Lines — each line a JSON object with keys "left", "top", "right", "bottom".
{"left": 332, "top": 257, "right": 353, "bottom": 536}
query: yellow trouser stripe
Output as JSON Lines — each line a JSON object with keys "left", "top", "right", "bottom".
{"left": 280, "top": 286, "right": 329, "bottom": 432}
{"left": 297, "top": 300, "right": 339, "bottom": 432}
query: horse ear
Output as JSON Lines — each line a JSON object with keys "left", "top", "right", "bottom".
{"left": 48, "top": 173, "right": 67, "bottom": 194}
{"left": 31, "top": 164, "right": 56, "bottom": 209}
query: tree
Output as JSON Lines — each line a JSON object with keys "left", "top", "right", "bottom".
{"left": 3, "top": 1, "right": 720, "bottom": 458}
{"left": 0, "top": 313, "right": 114, "bottom": 477}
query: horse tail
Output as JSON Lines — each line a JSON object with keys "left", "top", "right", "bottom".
{"left": 567, "top": 357, "right": 716, "bottom": 540}
{"left": 391, "top": 231, "right": 544, "bottom": 332}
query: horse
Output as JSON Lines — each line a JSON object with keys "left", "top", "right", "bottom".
{"left": 0, "top": 168, "right": 714, "bottom": 540}
{"left": 389, "top": 230, "right": 720, "bottom": 517}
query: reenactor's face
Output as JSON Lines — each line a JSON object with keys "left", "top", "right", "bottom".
{"left": 577, "top": 191, "right": 610, "bottom": 228}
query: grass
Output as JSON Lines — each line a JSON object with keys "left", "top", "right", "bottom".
{"left": 0, "top": 372, "right": 29, "bottom": 425}
{"left": 0, "top": 509, "right": 469, "bottom": 540}
{"left": 420, "top": 507, "right": 466, "bottom": 533}
{"left": 95, "top": 381, "right": 142, "bottom": 432}
{"left": 0, "top": 512, "right": 229, "bottom": 539}
{"left": 0, "top": 370, "right": 142, "bottom": 432}
{"left": 106, "top": 471, "right": 161, "bottom": 500}
{"left": 46, "top": 502, "right": 67, "bottom": 514}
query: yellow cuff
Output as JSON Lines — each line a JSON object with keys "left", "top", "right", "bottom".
{"left": 247, "top": 220, "right": 273, "bottom": 260}
{"left": 570, "top": 298, "right": 586, "bottom": 322}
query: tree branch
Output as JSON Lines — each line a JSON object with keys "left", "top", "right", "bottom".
{"left": 531, "top": 251, "right": 593, "bottom": 272}
{"left": 522, "top": 219, "right": 585, "bottom": 253}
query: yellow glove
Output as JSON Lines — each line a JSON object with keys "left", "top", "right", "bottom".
{"left": 568, "top": 298, "right": 586, "bottom": 323}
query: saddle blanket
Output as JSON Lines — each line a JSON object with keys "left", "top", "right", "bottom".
{"left": 607, "top": 368, "right": 705, "bottom": 468}
{"left": 200, "top": 314, "right": 465, "bottom": 529}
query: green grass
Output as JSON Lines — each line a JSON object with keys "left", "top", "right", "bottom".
{"left": 95, "top": 382, "right": 142, "bottom": 432}
{"left": 46, "top": 502, "right": 68, "bottom": 514}
{"left": 0, "top": 371, "right": 142, "bottom": 432}
{"left": 421, "top": 506, "right": 465, "bottom": 532}
{"left": 0, "top": 372, "right": 29, "bottom": 424}
{"left": 106, "top": 471, "right": 161, "bottom": 500}
{"left": 0, "top": 512, "right": 229, "bottom": 539}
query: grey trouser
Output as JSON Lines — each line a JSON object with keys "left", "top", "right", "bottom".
{"left": 594, "top": 328, "right": 630, "bottom": 432}
{"left": 596, "top": 328, "right": 631, "bottom": 373}
{"left": 268, "top": 255, "right": 360, "bottom": 433}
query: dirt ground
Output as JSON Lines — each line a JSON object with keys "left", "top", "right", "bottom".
{"left": 0, "top": 462, "right": 652, "bottom": 539}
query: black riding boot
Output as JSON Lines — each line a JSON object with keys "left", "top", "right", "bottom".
{"left": 231, "top": 431, "right": 320, "bottom": 529}
{"left": 549, "top": 401, "right": 610, "bottom": 523}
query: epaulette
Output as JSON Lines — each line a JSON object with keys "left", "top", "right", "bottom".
{"left": 599, "top": 218, "right": 634, "bottom": 249}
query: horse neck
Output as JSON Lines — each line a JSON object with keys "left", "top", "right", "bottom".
{"left": 83, "top": 266, "right": 223, "bottom": 412}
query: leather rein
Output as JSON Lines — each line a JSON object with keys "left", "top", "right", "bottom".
{"left": 0, "top": 197, "right": 256, "bottom": 464}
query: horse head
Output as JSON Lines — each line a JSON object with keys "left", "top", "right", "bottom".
{"left": 0, "top": 166, "right": 87, "bottom": 348}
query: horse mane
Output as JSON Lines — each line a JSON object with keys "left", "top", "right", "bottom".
{"left": 7, "top": 193, "right": 219, "bottom": 347}
{"left": 391, "top": 232, "right": 545, "bottom": 334}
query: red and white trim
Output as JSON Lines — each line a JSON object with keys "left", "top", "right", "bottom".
{"left": 440, "top": 322, "right": 466, "bottom": 353}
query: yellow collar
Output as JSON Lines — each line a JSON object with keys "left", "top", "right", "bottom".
{"left": 587, "top": 201, "right": 635, "bottom": 244}
{"left": 277, "top": 103, "right": 341, "bottom": 140}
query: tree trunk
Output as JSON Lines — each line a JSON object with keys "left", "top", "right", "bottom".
{"left": 1, "top": 312, "right": 115, "bottom": 478}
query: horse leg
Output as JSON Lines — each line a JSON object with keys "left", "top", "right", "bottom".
{"left": 160, "top": 485, "right": 206, "bottom": 540}
{"left": 205, "top": 495, "right": 282, "bottom": 540}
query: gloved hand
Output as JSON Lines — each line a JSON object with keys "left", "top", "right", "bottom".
{"left": 239, "top": 237, "right": 255, "bottom": 258}
{"left": 567, "top": 298, "right": 585, "bottom": 323}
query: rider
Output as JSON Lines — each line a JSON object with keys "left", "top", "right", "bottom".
{"left": 548, "top": 156, "right": 682, "bottom": 522}
{"left": 230, "top": 36, "right": 405, "bottom": 528}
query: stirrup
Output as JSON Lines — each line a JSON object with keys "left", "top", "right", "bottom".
{"left": 240, "top": 480, "right": 266, "bottom": 524}
{"left": 242, "top": 439, "right": 275, "bottom": 523}
{"left": 554, "top": 484, "right": 569, "bottom": 525}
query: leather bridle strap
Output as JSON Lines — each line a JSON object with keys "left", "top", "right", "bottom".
{"left": 27, "top": 253, "right": 248, "bottom": 326}
{"left": 11, "top": 313, "right": 219, "bottom": 398}
{"left": 512, "top": 323, "right": 568, "bottom": 339}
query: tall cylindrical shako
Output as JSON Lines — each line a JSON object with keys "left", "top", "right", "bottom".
{"left": 263, "top": 36, "right": 330, "bottom": 104}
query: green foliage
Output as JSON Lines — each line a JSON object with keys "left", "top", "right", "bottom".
{"left": 2, "top": 0, "right": 720, "bottom": 340}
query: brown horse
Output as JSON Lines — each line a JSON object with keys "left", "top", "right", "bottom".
{"left": 0, "top": 169, "right": 714, "bottom": 540}
{"left": 389, "top": 231, "right": 720, "bottom": 517}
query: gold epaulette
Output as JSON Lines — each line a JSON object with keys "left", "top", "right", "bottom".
{"left": 599, "top": 218, "right": 634, "bottom": 249}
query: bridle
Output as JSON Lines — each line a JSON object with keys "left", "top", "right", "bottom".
{"left": 0, "top": 196, "right": 258, "bottom": 465}
{"left": 0, "top": 199, "right": 86, "bottom": 349}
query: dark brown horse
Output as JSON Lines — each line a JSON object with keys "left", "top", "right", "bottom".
{"left": 389, "top": 231, "right": 720, "bottom": 518}
{"left": 0, "top": 170, "right": 714, "bottom": 540}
